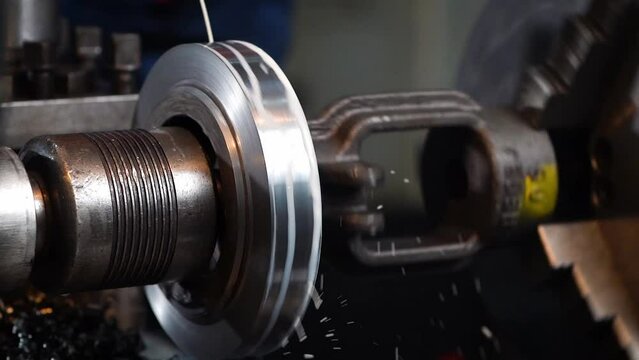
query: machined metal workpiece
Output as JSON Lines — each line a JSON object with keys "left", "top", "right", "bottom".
{"left": 0, "top": 147, "right": 37, "bottom": 291}
{"left": 136, "top": 42, "right": 321, "bottom": 359}
{"left": 0, "top": 40, "right": 321, "bottom": 360}
{"left": 20, "top": 127, "right": 217, "bottom": 292}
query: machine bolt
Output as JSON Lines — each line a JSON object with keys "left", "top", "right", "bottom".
{"left": 75, "top": 26, "right": 102, "bottom": 66}
{"left": 55, "top": 67, "right": 87, "bottom": 96}
{"left": 110, "top": 33, "right": 141, "bottom": 94}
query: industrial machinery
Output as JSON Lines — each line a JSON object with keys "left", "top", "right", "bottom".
{"left": 2, "top": 0, "right": 639, "bottom": 359}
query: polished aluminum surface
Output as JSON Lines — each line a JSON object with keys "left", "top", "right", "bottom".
{"left": 0, "top": 147, "right": 36, "bottom": 291}
{"left": 136, "top": 42, "right": 322, "bottom": 359}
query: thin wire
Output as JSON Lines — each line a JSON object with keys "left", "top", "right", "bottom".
{"left": 199, "top": 0, "right": 214, "bottom": 43}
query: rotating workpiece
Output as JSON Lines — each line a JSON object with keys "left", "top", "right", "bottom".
{"left": 0, "top": 41, "right": 561, "bottom": 359}
{"left": 0, "top": 41, "right": 322, "bottom": 359}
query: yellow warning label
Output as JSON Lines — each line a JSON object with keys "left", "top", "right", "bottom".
{"left": 520, "top": 164, "right": 558, "bottom": 220}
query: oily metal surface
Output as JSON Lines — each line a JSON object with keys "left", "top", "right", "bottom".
{"left": 19, "top": 128, "right": 216, "bottom": 292}
{"left": 540, "top": 218, "right": 639, "bottom": 360}
{"left": 136, "top": 42, "right": 321, "bottom": 359}
{"left": 0, "top": 147, "right": 36, "bottom": 291}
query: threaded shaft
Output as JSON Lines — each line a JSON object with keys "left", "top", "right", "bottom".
{"left": 22, "top": 126, "right": 216, "bottom": 293}
{"left": 85, "top": 130, "right": 178, "bottom": 288}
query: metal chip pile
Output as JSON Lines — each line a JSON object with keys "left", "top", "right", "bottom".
{"left": 0, "top": 291, "right": 143, "bottom": 359}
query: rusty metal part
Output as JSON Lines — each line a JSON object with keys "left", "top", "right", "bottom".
{"left": 312, "top": 92, "right": 556, "bottom": 266}
{"left": 311, "top": 91, "right": 482, "bottom": 266}
{"left": 539, "top": 218, "right": 639, "bottom": 360}
{"left": 19, "top": 127, "right": 217, "bottom": 293}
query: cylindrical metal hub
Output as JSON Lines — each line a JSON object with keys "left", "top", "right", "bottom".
{"left": 0, "top": 147, "right": 37, "bottom": 292}
{"left": 19, "top": 127, "right": 216, "bottom": 292}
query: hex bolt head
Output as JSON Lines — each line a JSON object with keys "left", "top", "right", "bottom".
{"left": 111, "top": 33, "right": 141, "bottom": 71}
{"left": 55, "top": 67, "right": 87, "bottom": 96}
{"left": 75, "top": 26, "right": 103, "bottom": 61}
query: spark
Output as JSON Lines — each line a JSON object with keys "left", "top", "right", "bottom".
{"left": 346, "top": 321, "right": 355, "bottom": 325}
{"left": 390, "top": 169, "right": 396, "bottom": 175}
{"left": 320, "top": 316, "right": 330, "bottom": 323}
{"left": 260, "top": 62, "right": 270, "bottom": 74}
{"left": 304, "top": 354, "right": 315, "bottom": 359}
{"left": 451, "top": 283, "right": 458, "bottom": 296}
{"left": 403, "top": 178, "right": 410, "bottom": 184}
{"left": 295, "top": 323, "right": 307, "bottom": 342}
{"left": 416, "top": 236, "right": 422, "bottom": 244}
{"left": 401, "top": 267, "right": 406, "bottom": 276}
{"left": 325, "top": 333, "right": 335, "bottom": 338}
{"left": 333, "top": 346, "right": 342, "bottom": 350}
{"left": 311, "top": 287, "right": 323, "bottom": 309}
{"left": 474, "top": 277, "right": 482, "bottom": 293}
{"left": 376, "top": 204, "right": 384, "bottom": 210}
{"left": 438, "top": 292, "right": 445, "bottom": 302}
{"left": 481, "top": 325, "right": 493, "bottom": 339}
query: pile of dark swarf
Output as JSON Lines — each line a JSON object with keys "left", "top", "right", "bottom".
{"left": 0, "top": 291, "right": 143, "bottom": 359}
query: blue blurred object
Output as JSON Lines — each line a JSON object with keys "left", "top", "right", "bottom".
{"left": 60, "top": 0, "right": 293, "bottom": 77}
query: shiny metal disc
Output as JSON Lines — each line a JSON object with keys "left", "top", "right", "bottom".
{"left": 135, "top": 42, "right": 322, "bottom": 359}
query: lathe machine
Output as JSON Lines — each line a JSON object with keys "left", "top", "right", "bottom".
{"left": 2, "top": 0, "right": 639, "bottom": 359}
